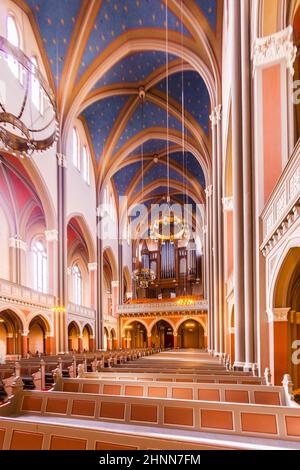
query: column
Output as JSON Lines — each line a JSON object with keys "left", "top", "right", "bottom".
{"left": 45, "top": 229, "right": 58, "bottom": 296}
{"left": 205, "top": 185, "right": 214, "bottom": 351}
{"left": 45, "top": 335, "right": 55, "bottom": 355}
{"left": 89, "top": 336, "right": 95, "bottom": 352}
{"left": 56, "top": 153, "right": 68, "bottom": 354}
{"left": 231, "top": 0, "right": 245, "bottom": 369}
{"left": 6, "top": 333, "right": 14, "bottom": 355}
{"left": 210, "top": 108, "right": 219, "bottom": 354}
{"left": 9, "top": 236, "right": 27, "bottom": 284}
{"left": 173, "top": 334, "right": 178, "bottom": 349}
{"left": 21, "top": 330, "right": 29, "bottom": 358}
{"left": 148, "top": 335, "right": 152, "bottom": 348}
{"left": 216, "top": 105, "right": 224, "bottom": 354}
{"left": 268, "top": 308, "right": 290, "bottom": 385}
{"left": 78, "top": 336, "right": 83, "bottom": 353}
{"left": 111, "top": 280, "right": 119, "bottom": 318}
{"left": 241, "top": 0, "right": 254, "bottom": 370}
{"left": 88, "top": 262, "right": 97, "bottom": 309}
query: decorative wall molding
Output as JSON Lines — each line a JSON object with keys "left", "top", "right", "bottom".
{"left": 88, "top": 262, "right": 98, "bottom": 272}
{"left": 45, "top": 229, "right": 58, "bottom": 242}
{"left": 67, "top": 302, "right": 96, "bottom": 320}
{"left": 205, "top": 185, "right": 213, "bottom": 198}
{"left": 261, "top": 142, "right": 300, "bottom": 255}
{"left": 8, "top": 237, "right": 27, "bottom": 251}
{"left": 209, "top": 105, "right": 222, "bottom": 128}
{"left": 267, "top": 307, "right": 291, "bottom": 322}
{"left": 117, "top": 299, "right": 208, "bottom": 315}
{"left": 0, "top": 278, "right": 55, "bottom": 311}
{"left": 252, "top": 26, "right": 297, "bottom": 75}
{"left": 56, "top": 153, "right": 67, "bottom": 167}
{"left": 222, "top": 196, "right": 233, "bottom": 212}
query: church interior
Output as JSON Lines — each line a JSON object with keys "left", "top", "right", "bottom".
{"left": 0, "top": 0, "right": 300, "bottom": 452}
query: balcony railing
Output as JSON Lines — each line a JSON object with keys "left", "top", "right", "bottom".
{"left": 117, "top": 297, "right": 208, "bottom": 315}
{"left": 261, "top": 140, "right": 300, "bottom": 250}
{"left": 67, "top": 302, "right": 96, "bottom": 320}
{"left": 0, "top": 278, "right": 55, "bottom": 310}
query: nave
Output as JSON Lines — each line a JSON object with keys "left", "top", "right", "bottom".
{"left": 0, "top": 349, "right": 300, "bottom": 450}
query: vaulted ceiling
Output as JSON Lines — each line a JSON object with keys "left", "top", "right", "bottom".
{"left": 21, "top": 0, "right": 222, "bottom": 216}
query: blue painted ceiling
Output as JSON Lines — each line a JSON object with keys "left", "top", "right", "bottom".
{"left": 195, "top": 0, "right": 217, "bottom": 30}
{"left": 93, "top": 51, "right": 178, "bottom": 89}
{"left": 24, "top": 0, "right": 214, "bottom": 205}
{"left": 155, "top": 71, "right": 210, "bottom": 135}
{"left": 169, "top": 151, "right": 206, "bottom": 188}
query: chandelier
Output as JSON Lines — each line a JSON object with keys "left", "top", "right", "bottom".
{"left": 150, "top": 213, "right": 190, "bottom": 243}
{"left": 0, "top": 36, "right": 58, "bottom": 158}
{"left": 132, "top": 267, "right": 156, "bottom": 289}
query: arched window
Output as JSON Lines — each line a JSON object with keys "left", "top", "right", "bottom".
{"left": 7, "top": 14, "right": 22, "bottom": 82}
{"left": 72, "top": 128, "right": 80, "bottom": 169}
{"left": 82, "top": 145, "right": 90, "bottom": 184}
{"left": 30, "top": 56, "right": 44, "bottom": 114}
{"left": 32, "top": 240, "right": 47, "bottom": 293}
{"left": 72, "top": 264, "right": 82, "bottom": 305}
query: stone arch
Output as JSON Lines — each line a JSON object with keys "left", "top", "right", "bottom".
{"left": 67, "top": 214, "right": 96, "bottom": 262}
{"left": 82, "top": 323, "right": 94, "bottom": 352}
{"left": 122, "top": 320, "right": 148, "bottom": 349}
{"left": 68, "top": 320, "right": 81, "bottom": 353}
{"left": 174, "top": 316, "right": 207, "bottom": 336}
{"left": 0, "top": 307, "right": 26, "bottom": 358}
{"left": 122, "top": 318, "right": 149, "bottom": 337}
{"left": 268, "top": 241, "right": 300, "bottom": 385}
{"left": 177, "top": 318, "right": 205, "bottom": 349}
{"left": 150, "top": 319, "right": 175, "bottom": 349}
{"left": 103, "top": 246, "right": 118, "bottom": 281}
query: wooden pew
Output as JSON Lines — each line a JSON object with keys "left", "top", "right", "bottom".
{"left": 54, "top": 377, "right": 296, "bottom": 407}
{"left": 78, "top": 371, "right": 265, "bottom": 384}
{"left": 1, "top": 389, "right": 300, "bottom": 444}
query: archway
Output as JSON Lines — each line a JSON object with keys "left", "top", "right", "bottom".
{"left": 124, "top": 321, "right": 147, "bottom": 349}
{"left": 82, "top": 324, "right": 93, "bottom": 352}
{"left": 110, "top": 328, "right": 117, "bottom": 350}
{"left": 68, "top": 321, "right": 80, "bottom": 353}
{"left": 28, "top": 316, "right": 47, "bottom": 355}
{"left": 177, "top": 319, "right": 204, "bottom": 349}
{"left": 271, "top": 247, "right": 300, "bottom": 386}
{"left": 103, "top": 327, "right": 109, "bottom": 351}
{"left": 0, "top": 309, "right": 24, "bottom": 359}
{"left": 151, "top": 320, "right": 174, "bottom": 349}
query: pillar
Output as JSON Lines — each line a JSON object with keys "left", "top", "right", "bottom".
{"left": 56, "top": 153, "right": 68, "bottom": 354}
{"left": 122, "top": 337, "right": 126, "bottom": 349}
{"left": 216, "top": 105, "right": 224, "bottom": 354}
{"left": 205, "top": 186, "right": 214, "bottom": 351}
{"left": 45, "top": 335, "right": 55, "bottom": 355}
{"left": 6, "top": 333, "right": 14, "bottom": 355}
{"left": 210, "top": 111, "right": 220, "bottom": 354}
{"left": 88, "top": 263, "right": 97, "bottom": 309}
{"left": 241, "top": 0, "right": 254, "bottom": 369}
{"left": 78, "top": 336, "right": 83, "bottom": 353}
{"left": 8, "top": 236, "right": 27, "bottom": 285}
{"left": 89, "top": 337, "right": 95, "bottom": 352}
{"left": 269, "top": 308, "right": 290, "bottom": 385}
{"left": 21, "top": 331, "right": 28, "bottom": 358}
{"left": 148, "top": 335, "right": 152, "bottom": 348}
{"left": 45, "top": 230, "right": 58, "bottom": 296}
{"left": 173, "top": 334, "right": 178, "bottom": 349}
{"left": 111, "top": 281, "right": 119, "bottom": 318}
{"left": 231, "top": 0, "right": 245, "bottom": 369}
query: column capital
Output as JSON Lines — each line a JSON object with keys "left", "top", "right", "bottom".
{"left": 88, "top": 262, "right": 98, "bottom": 272}
{"left": 222, "top": 196, "right": 233, "bottom": 212}
{"left": 9, "top": 236, "right": 27, "bottom": 251}
{"left": 57, "top": 153, "right": 67, "bottom": 167}
{"left": 111, "top": 280, "right": 119, "bottom": 288}
{"left": 267, "top": 307, "right": 291, "bottom": 322}
{"left": 45, "top": 229, "right": 58, "bottom": 242}
{"left": 202, "top": 225, "right": 207, "bottom": 234}
{"left": 205, "top": 185, "right": 213, "bottom": 198}
{"left": 209, "top": 105, "right": 222, "bottom": 128}
{"left": 252, "top": 26, "right": 297, "bottom": 76}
